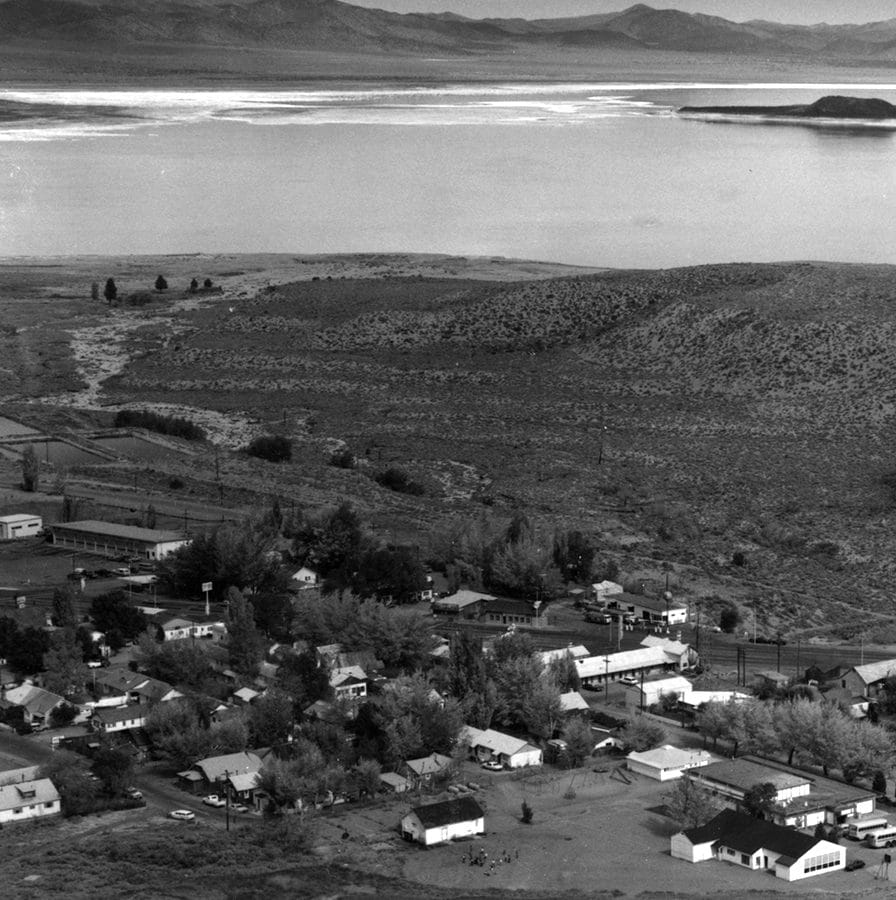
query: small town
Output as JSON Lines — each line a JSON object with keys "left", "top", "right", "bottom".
{"left": 1, "top": 417, "right": 896, "bottom": 897}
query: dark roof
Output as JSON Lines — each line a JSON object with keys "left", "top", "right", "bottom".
{"left": 484, "top": 598, "right": 541, "bottom": 616}
{"left": 49, "top": 520, "right": 186, "bottom": 544}
{"left": 684, "top": 809, "right": 819, "bottom": 859}
{"left": 608, "top": 592, "right": 686, "bottom": 613}
{"left": 409, "top": 796, "right": 484, "bottom": 829}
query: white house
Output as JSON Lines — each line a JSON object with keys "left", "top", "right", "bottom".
{"left": 677, "top": 690, "right": 751, "bottom": 713}
{"left": 2, "top": 683, "right": 65, "bottom": 726}
{"left": 592, "top": 580, "right": 623, "bottom": 602}
{"left": 575, "top": 643, "right": 689, "bottom": 687}
{"left": 842, "top": 659, "right": 896, "bottom": 699}
{"left": 605, "top": 592, "right": 688, "bottom": 625}
{"left": 0, "top": 514, "right": 42, "bottom": 540}
{"left": 671, "top": 809, "right": 845, "bottom": 881}
{"left": 330, "top": 666, "right": 368, "bottom": 700}
{"left": 624, "top": 674, "right": 692, "bottom": 710}
{"left": 401, "top": 796, "right": 484, "bottom": 846}
{"left": 459, "top": 725, "right": 542, "bottom": 769}
{"left": 539, "top": 645, "right": 590, "bottom": 667}
{"left": 48, "top": 520, "right": 189, "bottom": 560}
{"left": 0, "top": 778, "right": 61, "bottom": 824}
{"left": 559, "top": 691, "right": 590, "bottom": 714}
{"left": 291, "top": 566, "right": 319, "bottom": 587}
{"left": 626, "top": 745, "right": 714, "bottom": 782}
{"left": 92, "top": 703, "right": 149, "bottom": 733}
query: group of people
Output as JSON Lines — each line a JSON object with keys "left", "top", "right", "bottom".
{"left": 461, "top": 847, "right": 519, "bottom": 874}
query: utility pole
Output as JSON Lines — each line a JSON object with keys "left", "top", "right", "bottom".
{"left": 604, "top": 654, "right": 610, "bottom": 702}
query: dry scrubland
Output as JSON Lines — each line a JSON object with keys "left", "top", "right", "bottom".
{"left": 2, "top": 256, "right": 896, "bottom": 641}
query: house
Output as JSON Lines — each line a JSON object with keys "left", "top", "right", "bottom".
{"left": 459, "top": 725, "right": 543, "bottom": 769}
{"left": 432, "top": 590, "right": 495, "bottom": 617}
{"left": 160, "top": 618, "right": 220, "bottom": 642}
{"left": 605, "top": 592, "right": 687, "bottom": 625}
{"left": 755, "top": 670, "right": 790, "bottom": 691}
{"left": 626, "top": 745, "right": 714, "bottom": 781}
{"left": 687, "top": 755, "right": 877, "bottom": 829}
{"left": 0, "top": 778, "right": 61, "bottom": 824}
{"left": 558, "top": 691, "right": 590, "bottom": 714}
{"left": 380, "top": 772, "right": 411, "bottom": 794}
{"left": 539, "top": 645, "right": 590, "bottom": 667}
{"left": 592, "top": 580, "right": 623, "bottom": 602}
{"left": 330, "top": 666, "right": 367, "bottom": 700}
{"left": 94, "top": 670, "right": 182, "bottom": 705}
{"left": 401, "top": 796, "right": 485, "bottom": 846}
{"left": 624, "top": 674, "right": 692, "bottom": 710}
{"left": 303, "top": 700, "right": 347, "bottom": 726}
{"left": 47, "top": 520, "right": 189, "bottom": 560}
{"left": 671, "top": 809, "right": 845, "bottom": 881}
{"left": 842, "top": 659, "right": 896, "bottom": 699}
{"left": 92, "top": 703, "right": 149, "bottom": 733}
{"left": 178, "top": 751, "right": 263, "bottom": 798}
{"left": 482, "top": 598, "right": 547, "bottom": 628}
{"left": 233, "top": 687, "right": 260, "bottom": 705}
{"left": 805, "top": 663, "right": 850, "bottom": 687}
{"left": 2, "top": 683, "right": 65, "bottom": 726}
{"left": 640, "top": 634, "right": 697, "bottom": 666}
{"left": 677, "top": 690, "right": 751, "bottom": 714}
{"left": 403, "top": 753, "right": 453, "bottom": 787}
{"left": 0, "top": 514, "right": 42, "bottom": 540}
{"left": 291, "top": 566, "right": 319, "bottom": 587}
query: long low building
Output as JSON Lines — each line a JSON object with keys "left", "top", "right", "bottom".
{"left": 575, "top": 641, "right": 691, "bottom": 687}
{"left": 0, "top": 778, "right": 61, "bottom": 824}
{"left": 459, "top": 725, "right": 543, "bottom": 769}
{"left": 627, "top": 745, "right": 715, "bottom": 781}
{"left": 0, "top": 514, "right": 42, "bottom": 540}
{"left": 48, "top": 520, "right": 189, "bottom": 560}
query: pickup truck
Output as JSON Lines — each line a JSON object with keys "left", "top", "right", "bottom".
{"left": 202, "top": 794, "right": 226, "bottom": 808}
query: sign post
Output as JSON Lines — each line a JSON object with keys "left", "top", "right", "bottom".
{"left": 202, "top": 582, "right": 212, "bottom": 617}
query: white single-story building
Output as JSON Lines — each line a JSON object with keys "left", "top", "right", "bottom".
{"left": 403, "top": 753, "right": 453, "bottom": 786}
{"left": 592, "top": 580, "right": 623, "bottom": 602}
{"left": 677, "top": 690, "right": 752, "bottom": 713}
{"left": 291, "top": 566, "right": 319, "bottom": 587}
{"left": 539, "top": 645, "right": 590, "bottom": 667}
{"left": 575, "top": 643, "right": 690, "bottom": 687}
{"left": 606, "top": 592, "right": 688, "bottom": 625}
{"left": 0, "top": 778, "right": 61, "bottom": 824}
{"left": 671, "top": 809, "right": 845, "bottom": 881}
{"left": 590, "top": 726, "right": 623, "bottom": 752}
{"left": 92, "top": 703, "right": 149, "bottom": 733}
{"left": 559, "top": 691, "right": 591, "bottom": 714}
{"left": 432, "top": 590, "right": 495, "bottom": 616}
{"left": 459, "top": 725, "right": 543, "bottom": 769}
{"left": 624, "top": 674, "right": 692, "bottom": 710}
{"left": 401, "top": 796, "right": 484, "bottom": 846}
{"left": 0, "top": 514, "right": 42, "bottom": 540}
{"left": 626, "top": 745, "right": 714, "bottom": 781}
{"left": 380, "top": 772, "right": 411, "bottom": 793}
{"left": 330, "top": 666, "right": 368, "bottom": 700}
{"left": 48, "top": 520, "right": 189, "bottom": 560}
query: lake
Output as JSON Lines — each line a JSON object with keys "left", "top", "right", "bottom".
{"left": 1, "top": 82, "right": 896, "bottom": 267}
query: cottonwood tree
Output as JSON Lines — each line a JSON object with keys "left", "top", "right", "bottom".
{"left": 38, "top": 751, "right": 95, "bottom": 816}
{"left": 353, "top": 758, "right": 382, "bottom": 797}
{"left": 620, "top": 717, "right": 667, "bottom": 753}
{"left": 51, "top": 586, "right": 78, "bottom": 628}
{"left": 20, "top": 444, "right": 39, "bottom": 492}
{"left": 665, "top": 777, "right": 721, "bottom": 830}
{"left": 742, "top": 782, "right": 777, "bottom": 819}
{"left": 103, "top": 278, "right": 117, "bottom": 304}
{"left": 226, "top": 587, "right": 264, "bottom": 678}
{"left": 561, "top": 717, "right": 596, "bottom": 768}
{"left": 248, "top": 690, "right": 294, "bottom": 747}
{"left": 92, "top": 745, "right": 134, "bottom": 796}
{"left": 42, "top": 629, "right": 88, "bottom": 697}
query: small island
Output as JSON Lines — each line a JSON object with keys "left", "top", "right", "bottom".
{"left": 678, "top": 95, "right": 896, "bottom": 121}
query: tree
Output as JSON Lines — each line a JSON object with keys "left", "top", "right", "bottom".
{"left": 203, "top": 278, "right": 213, "bottom": 288}
{"left": 620, "top": 717, "right": 666, "bottom": 753}
{"left": 695, "top": 700, "right": 731, "bottom": 750}
{"left": 664, "top": 777, "right": 721, "bottom": 830}
{"left": 353, "top": 758, "right": 382, "bottom": 797}
{"left": 520, "top": 800, "right": 533, "bottom": 824}
{"left": 91, "top": 281, "right": 100, "bottom": 301}
{"left": 552, "top": 529, "right": 595, "bottom": 583}
{"left": 248, "top": 690, "right": 294, "bottom": 747}
{"left": 226, "top": 588, "right": 264, "bottom": 678}
{"left": 742, "top": 782, "right": 777, "bottom": 819}
{"left": 276, "top": 649, "right": 331, "bottom": 715}
{"left": 520, "top": 678, "right": 564, "bottom": 741}
{"left": 562, "top": 717, "right": 596, "bottom": 767}
{"left": 351, "top": 545, "right": 426, "bottom": 604}
{"left": 92, "top": 745, "right": 134, "bottom": 795}
{"left": 103, "top": 277, "right": 117, "bottom": 304}
{"left": 42, "top": 628, "right": 88, "bottom": 697}
{"left": 873, "top": 770, "right": 887, "bottom": 795}
{"left": 547, "top": 652, "right": 581, "bottom": 692}
{"left": 90, "top": 591, "right": 148, "bottom": 645}
{"left": 51, "top": 585, "right": 78, "bottom": 628}
{"left": 139, "top": 636, "right": 213, "bottom": 689}
{"left": 39, "top": 751, "right": 96, "bottom": 816}
{"left": 245, "top": 434, "right": 292, "bottom": 463}
{"left": 49, "top": 702, "right": 79, "bottom": 728}
{"left": 154, "top": 275, "right": 168, "bottom": 291}
{"left": 6, "top": 625, "right": 49, "bottom": 674}
{"left": 145, "top": 503, "right": 157, "bottom": 529}
{"left": 21, "top": 443, "right": 39, "bottom": 492}
{"left": 189, "top": 278, "right": 198, "bottom": 293}
{"left": 719, "top": 606, "right": 740, "bottom": 633}
{"left": 257, "top": 741, "right": 325, "bottom": 811}
{"left": 292, "top": 501, "right": 367, "bottom": 585}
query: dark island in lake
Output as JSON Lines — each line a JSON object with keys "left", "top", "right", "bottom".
{"left": 679, "top": 95, "right": 896, "bottom": 121}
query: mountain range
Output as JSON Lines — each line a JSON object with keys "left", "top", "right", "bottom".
{"left": 7, "top": 0, "right": 896, "bottom": 62}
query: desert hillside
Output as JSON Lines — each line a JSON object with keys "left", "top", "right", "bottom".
{"left": 2, "top": 256, "right": 895, "bottom": 639}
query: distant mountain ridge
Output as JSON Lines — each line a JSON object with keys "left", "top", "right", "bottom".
{"left": 680, "top": 95, "right": 896, "bottom": 120}
{"left": 6, "top": 0, "right": 896, "bottom": 60}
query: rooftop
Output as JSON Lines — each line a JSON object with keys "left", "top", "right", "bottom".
{"left": 627, "top": 744, "right": 712, "bottom": 770}
{"left": 433, "top": 590, "right": 495, "bottom": 610}
{"left": 850, "top": 659, "right": 896, "bottom": 686}
{"left": 609, "top": 592, "right": 686, "bottom": 613}
{"left": 575, "top": 646, "right": 679, "bottom": 679}
{"left": 684, "top": 809, "right": 820, "bottom": 860}
{"left": 0, "top": 778, "right": 60, "bottom": 812}
{"left": 408, "top": 796, "right": 484, "bottom": 829}
{"left": 559, "top": 691, "right": 590, "bottom": 712}
{"left": 696, "top": 758, "right": 809, "bottom": 794}
{"left": 459, "top": 725, "right": 539, "bottom": 758}
{"left": 0, "top": 514, "right": 41, "bottom": 524}
{"left": 49, "top": 519, "right": 187, "bottom": 544}
{"left": 93, "top": 703, "right": 150, "bottom": 725}
{"left": 195, "top": 751, "right": 263, "bottom": 784}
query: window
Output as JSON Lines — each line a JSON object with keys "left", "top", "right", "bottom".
{"left": 741, "top": 854, "right": 750, "bottom": 865}
{"left": 44, "top": 802, "right": 54, "bottom": 809}
{"left": 726, "top": 848, "right": 735, "bottom": 856}
{"left": 13, "top": 807, "right": 21, "bottom": 815}
{"left": 803, "top": 851, "right": 840, "bottom": 873}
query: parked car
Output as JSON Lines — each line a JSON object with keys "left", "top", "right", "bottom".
{"left": 232, "top": 803, "right": 249, "bottom": 813}
{"left": 585, "top": 611, "right": 612, "bottom": 624}
{"left": 619, "top": 676, "right": 639, "bottom": 686}
{"left": 845, "top": 859, "right": 866, "bottom": 871}
{"left": 202, "top": 794, "right": 226, "bottom": 807}
{"left": 169, "top": 809, "right": 195, "bottom": 821}
{"left": 480, "top": 760, "right": 503, "bottom": 772}
{"left": 125, "top": 787, "right": 143, "bottom": 800}
{"left": 113, "top": 567, "right": 131, "bottom": 577}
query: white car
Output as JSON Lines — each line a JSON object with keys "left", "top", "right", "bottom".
{"left": 169, "top": 809, "right": 195, "bottom": 821}
{"left": 481, "top": 760, "right": 504, "bottom": 772}
{"left": 202, "top": 795, "right": 226, "bottom": 808}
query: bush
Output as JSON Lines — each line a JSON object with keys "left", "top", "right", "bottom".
{"left": 731, "top": 551, "right": 746, "bottom": 567}
{"left": 168, "top": 476, "right": 184, "bottom": 490}
{"left": 520, "top": 800, "right": 533, "bottom": 824}
{"left": 719, "top": 606, "right": 740, "bottom": 634}
{"left": 246, "top": 435, "right": 292, "bottom": 463}
{"left": 329, "top": 449, "right": 356, "bottom": 469}
{"left": 114, "top": 410, "right": 205, "bottom": 441}
{"left": 155, "top": 275, "right": 168, "bottom": 291}
{"left": 374, "top": 467, "right": 424, "bottom": 495}
{"left": 50, "top": 703, "right": 79, "bottom": 728}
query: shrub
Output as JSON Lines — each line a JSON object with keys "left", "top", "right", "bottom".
{"left": 168, "top": 476, "right": 184, "bottom": 490}
{"left": 374, "top": 467, "right": 424, "bottom": 495}
{"left": 246, "top": 435, "right": 292, "bottom": 463}
{"left": 203, "top": 278, "right": 213, "bottom": 288}
{"left": 520, "top": 800, "right": 533, "bottom": 824}
{"left": 189, "top": 278, "right": 198, "bottom": 293}
{"left": 731, "top": 551, "right": 746, "bottom": 567}
{"left": 155, "top": 275, "right": 168, "bottom": 291}
{"left": 49, "top": 703, "right": 79, "bottom": 728}
{"left": 719, "top": 606, "right": 740, "bottom": 634}
{"left": 114, "top": 410, "right": 205, "bottom": 441}
{"left": 103, "top": 278, "right": 117, "bottom": 303}
{"left": 873, "top": 770, "right": 887, "bottom": 794}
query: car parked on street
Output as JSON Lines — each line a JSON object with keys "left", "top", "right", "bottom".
{"left": 202, "top": 794, "right": 226, "bottom": 808}
{"left": 125, "top": 787, "right": 143, "bottom": 800}
{"left": 481, "top": 760, "right": 503, "bottom": 772}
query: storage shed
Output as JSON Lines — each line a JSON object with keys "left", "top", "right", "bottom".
{"left": 0, "top": 514, "right": 42, "bottom": 540}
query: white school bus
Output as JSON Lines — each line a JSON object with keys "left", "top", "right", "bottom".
{"left": 847, "top": 816, "right": 889, "bottom": 841}
{"left": 866, "top": 826, "right": 896, "bottom": 849}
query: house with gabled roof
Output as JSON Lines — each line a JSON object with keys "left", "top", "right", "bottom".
{"left": 626, "top": 745, "right": 714, "bottom": 781}
{"left": 558, "top": 691, "right": 590, "bottom": 714}
{"left": 842, "top": 659, "right": 896, "bottom": 699}
{"left": 459, "top": 725, "right": 542, "bottom": 769}
{"left": 2, "top": 683, "right": 65, "bottom": 726}
{"left": 0, "top": 778, "right": 61, "bottom": 824}
{"left": 403, "top": 753, "right": 453, "bottom": 787}
{"left": 671, "top": 809, "right": 844, "bottom": 881}
{"left": 330, "top": 666, "right": 367, "bottom": 700}
{"left": 401, "top": 796, "right": 485, "bottom": 846}
{"left": 93, "top": 669, "right": 181, "bottom": 705}
{"left": 178, "top": 751, "right": 262, "bottom": 799}
{"left": 92, "top": 703, "right": 150, "bottom": 733}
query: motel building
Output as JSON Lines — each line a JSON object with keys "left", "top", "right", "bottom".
{"left": 48, "top": 520, "right": 190, "bottom": 560}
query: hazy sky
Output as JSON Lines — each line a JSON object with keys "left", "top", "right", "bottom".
{"left": 350, "top": 1, "right": 896, "bottom": 25}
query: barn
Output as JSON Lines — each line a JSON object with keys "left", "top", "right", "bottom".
{"left": 401, "top": 796, "right": 485, "bottom": 846}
